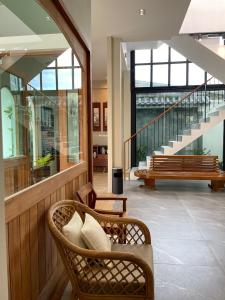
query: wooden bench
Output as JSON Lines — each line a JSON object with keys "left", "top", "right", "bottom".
{"left": 134, "top": 155, "right": 225, "bottom": 191}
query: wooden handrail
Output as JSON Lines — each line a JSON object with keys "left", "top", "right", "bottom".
{"left": 124, "top": 77, "right": 213, "bottom": 144}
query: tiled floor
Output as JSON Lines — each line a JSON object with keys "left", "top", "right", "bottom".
{"left": 62, "top": 178, "right": 225, "bottom": 300}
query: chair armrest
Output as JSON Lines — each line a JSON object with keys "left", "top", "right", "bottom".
{"left": 96, "top": 194, "right": 127, "bottom": 212}
{"left": 94, "top": 208, "right": 124, "bottom": 217}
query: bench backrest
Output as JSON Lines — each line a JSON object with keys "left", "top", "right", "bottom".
{"left": 152, "top": 155, "right": 219, "bottom": 173}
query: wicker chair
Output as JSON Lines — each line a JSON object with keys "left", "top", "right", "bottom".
{"left": 76, "top": 182, "right": 127, "bottom": 217}
{"left": 47, "top": 200, "right": 154, "bottom": 300}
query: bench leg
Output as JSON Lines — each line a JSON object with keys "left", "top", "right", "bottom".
{"left": 144, "top": 178, "right": 156, "bottom": 190}
{"left": 209, "top": 180, "right": 225, "bottom": 192}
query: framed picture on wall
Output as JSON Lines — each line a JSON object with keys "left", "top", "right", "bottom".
{"left": 92, "top": 102, "right": 101, "bottom": 131}
{"left": 103, "top": 102, "right": 107, "bottom": 131}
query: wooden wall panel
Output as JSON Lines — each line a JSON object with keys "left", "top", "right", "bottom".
{"left": 5, "top": 162, "right": 88, "bottom": 300}
{"left": 4, "top": 156, "right": 30, "bottom": 197}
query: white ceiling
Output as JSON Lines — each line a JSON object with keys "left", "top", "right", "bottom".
{"left": 63, "top": 0, "right": 191, "bottom": 80}
{"left": 91, "top": 0, "right": 191, "bottom": 80}
{"left": 180, "top": 0, "right": 225, "bottom": 34}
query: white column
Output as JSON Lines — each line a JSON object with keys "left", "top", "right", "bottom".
{"left": 107, "top": 37, "right": 123, "bottom": 192}
{"left": 0, "top": 97, "right": 9, "bottom": 299}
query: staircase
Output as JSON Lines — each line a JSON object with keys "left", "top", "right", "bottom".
{"left": 124, "top": 77, "right": 225, "bottom": 179}
{"left": 154, "top": 104, "right": 225, "bottom": 155}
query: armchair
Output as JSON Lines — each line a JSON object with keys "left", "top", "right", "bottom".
{"left": 47, "top": 200, "right": 154, "bottom": 300}
{"left": 76, "top": 182, "right": 127, "bottom": 217}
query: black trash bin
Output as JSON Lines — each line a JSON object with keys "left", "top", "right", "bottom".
{"left": 112, "top": 168, "right": 123, "bottom": 194}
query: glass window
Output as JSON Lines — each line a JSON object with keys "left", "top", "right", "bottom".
{"left": 58, "top": 69, "right": 72, "bottom": 90}
{"left": 74, "top": 55, "right": 80, "bottom": 67}
{"left": 42, "top": 69, "right": 56, "bottom": 90}
{"left": 171, "top": 48, "right": 186, "bottom": 62}
{"left": 135, "top": 50, "right": 151, "bottom": 64}
{"left": 74, "top": 68, "right": 82, "bottom": 89}
{"left": 135, "top": 65, "right": 150, "bottom": 87}
{"left": 153, "top": 44, "right": 169, "bottom": 62}
{"left": 0, "top": 0, "right": 88, "bottom": 200}
{"left": 47, "top": 60, "right": 56, "bottom": 68}
{"left": 1, "top": 88, "right": 16, "bottom": 158}
{"left": 189, "top": 63, "right": 205, "bottom": 85}
{"left": 152, "top": 64, "right": 168, "bottom": 87}
{"left": 57, "top": 48, "right": 72, "bottom": 67}
{"left": 207, "top": 73, "right": 223, "bottom": 85}
{"left": 170, "top": 64, "right": 186, "bottom": 86}
{"left": 29, "top": 74, "right": 41, "bottom": 90}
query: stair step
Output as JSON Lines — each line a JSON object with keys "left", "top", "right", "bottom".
{"left": 161, "top": 145, "right": 173, "bottom": 154}
{"left": 191, "top": 123, "right": 201, "bottom": 129}
{"left": 208, "top": 111, "right": 219, "bottom": 117}
{"left": 216, "top": 104, "right": 225, "bottom": 111}
{"left": 138, "top": 161, "right": 147, "bottom": 169}
{"left": 168, "top": 140, "right": 180, "bottom": 147}
{"left": 199, "top": 117, "right": 210, "bottom": 123}
{"left": 153, "top": 150, "right": 163, "bottom": 155}
{"left": 183, "top": 129, "right": 192, "bottom": 135}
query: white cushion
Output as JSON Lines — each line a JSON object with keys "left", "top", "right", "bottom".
{"left": 81, "top": 213, "right": 111, "bottom": 252}
{"left": 62, "top": 211, "right": 86, "bottom": 248}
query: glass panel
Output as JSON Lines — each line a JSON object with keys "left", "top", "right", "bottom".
{"left": 0, "top": 0, "right": 85, "bottom": 197}
{"left": 74, "top": 55, "right": 80, "bottom": 67}
{"left": 171, "top": 48, "right": 186, "bottom": 62}
{"left": 189, "top": 63, "right": 205, "bottom": 85}
{"left": 152, "top": 64, "right": 168, "bottom": 86}
{"left": 29, "top": 74, "right": 41, "bottom": 90}
{"left": 42, "top": 69, "right": 56, "bottom": 90}
{"left": 58, "top": 69, "right": 72, "bottom": 90}
{"left": 74, "top": 68, "right": 82, "bottom": 89}
{"left": 170, "top": 64, "right": 186, "bottom": 86}
{"left": 135, "top": 65, "right": 150, "bottom": 87}
{"left": 153, "top": 44, "right": 169, "bottom": 62}
{"left": 57, "top": 48, "right": 72, "bottom": 67}
{"left": 67, "top": 92, "right": 79, "bottom": 162}
{"left": 135, "top": 49, "right": 151, "bottom": 64}
{"left": 207, "top": 73, "right": 223, "bottom": 85}
{"left": 47, "top": 60, "right": 56, "bottom": 68}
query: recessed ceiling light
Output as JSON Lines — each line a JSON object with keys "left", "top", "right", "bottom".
{"left": 139, "top": 8, "right": 146, "bottom": 16}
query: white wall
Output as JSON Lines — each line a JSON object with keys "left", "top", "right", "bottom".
{"left": 203, "top": 121, "right": 223, "bottom": 161}
{"left": 92, "top": 80, "right": 108, "bottom": 145}
{"left": 107, "top": 37, "right": 124, "bottom": 191}
{"left": 62, "top": 0, "right": 91, "bottom": 49}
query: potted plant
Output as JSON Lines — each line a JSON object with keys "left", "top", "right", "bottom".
{"left": 33, "top": 154, "right": 53, "bottom": 182}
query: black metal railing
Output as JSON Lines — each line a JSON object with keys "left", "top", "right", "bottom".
{"left": 124, "top": 77, "right": 225, "bottom": 178}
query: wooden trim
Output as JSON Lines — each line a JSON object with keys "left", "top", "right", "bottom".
{"left": 38, "top": 0, "right": 93, "bottom": 183}
{"left": 103, "top": 102, "right": 107, "bottom": 131}
{"left": 5, "top": 162, "right": 87, "bottom": 223}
